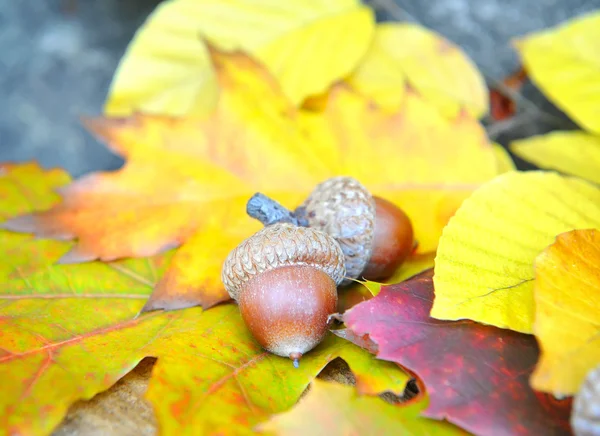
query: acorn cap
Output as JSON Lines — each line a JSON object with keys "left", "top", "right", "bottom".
{"left": 222, "top": 223, "right": 346, "bottom": 301}
{"left": 297, "top": 177, "right": 375, "bottom": 283}
{"left": 572, "top": 363, "right": 600, "bottom": 436}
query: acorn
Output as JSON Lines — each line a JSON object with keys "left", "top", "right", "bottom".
{"left": 221, "top": 223, "right": 346, "bottom": 367}
{"left": 246, "top": 177, "right": 414, "bottom": 283}
{"left": 572, "top": 364, "right": 600, "bottom": 436}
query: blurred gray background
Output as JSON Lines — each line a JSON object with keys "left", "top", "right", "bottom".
{"left": 1, "top": 0, "right": 598, "bottom": 177}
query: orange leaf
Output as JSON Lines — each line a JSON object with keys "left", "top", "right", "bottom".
{"left": 531, "top": 229, "right": 600, "bottom": 396}
{"left": 4, "top": 49, "right": 501, "bottom": 311}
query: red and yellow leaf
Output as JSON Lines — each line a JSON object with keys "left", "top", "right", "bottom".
{"left": 336, "top": 270, "right": 573, "bottom": 436}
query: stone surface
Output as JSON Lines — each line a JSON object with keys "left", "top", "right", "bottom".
{"left": 0, "top": 0, "right": 161, "bottom": 177}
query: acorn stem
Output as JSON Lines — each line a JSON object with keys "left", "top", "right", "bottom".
{"left": 246, "top": 193, "right": 308, "bottom": 227}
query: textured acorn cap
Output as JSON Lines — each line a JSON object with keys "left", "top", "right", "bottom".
{"left": 222, "top": 223, "right": 346, "bottom": 301}
{"left": 572, "top": 364, "right": 600, "bottom": 436}
{"left": 297, "top": 177, "right": 375, "bottom": 283}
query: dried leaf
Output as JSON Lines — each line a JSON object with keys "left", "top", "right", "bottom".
{"left": 531, "top": 229, "right": 600, "bottom": 396}
{"left": 336, "top": 270, "right": 573, "bottom": 436}
{"left": 105, "top": 0, "right": 373, "bottom": 115}
{"left": 348, "top": 23, "right": 487, "bottom": 118}
{"left": 515, "top": 12, "right": 600, "bottom": 133}
{"left": 511, "top": 131, "right": 600, "bottom": 184}
{"left": 256, "top": 379, "right": 466, "bottom": 435}
{"left": 432, "top": 171, "right": 600, "bottom": 333}
{"left": 0, "top": 163, "right": 411, "bottom": 435}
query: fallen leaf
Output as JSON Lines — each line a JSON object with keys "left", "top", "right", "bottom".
{"left": 511, "top": 131, "right": 600, "bottom": 184}
{"left": 105, "top": 0, "right": 373, "bottom": 115}
{"left": 531, "top": 229, "right": 600, "bottom": 396}
{"left": 256, "top": 379, "right": 466, "bottom": 435}
{"left": 515, "top": 12, "right": 600, "bottom": 133}
{"left": 336, "top": 270, "right": 573, "bottom": 436}
{"left": 143, "top": 308, "right": 411, "bottom": 435}
{"left": 432, "top": 171, "right": 600, "bottom": 333}
{"left": 6, "top": 46, "right": 501, "bottom": 310}
{"left": 0, "top": 163, "right": 411, "bottom": 435}
{"left": 3, "top": 48, "right": 331, "bottom": 265}
{"left": 348, "top": 23, "right": 488, "bottom": 118}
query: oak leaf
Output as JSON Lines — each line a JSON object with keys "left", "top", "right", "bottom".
{"left": 257, "top": 379, "right": 466, "bottom": 436}
{"left": 511, "top": 131, "right": 600, "bottom": 184}
{"left": 0, "top": 163, "right": 411, "bottom": 435}
{"left": 514, "top": 11, "right": 600, "bottom": 133}
{"left": 106, "top": 0, "right": 374, "bottom": 115}
{"left": 531, "top": 229, "right": 600, "bottom": 396}
{"left": 336, "top": 270, "right": 573, "bottom": 436}
{"left": 432, "top": 171, "right": 600, "bottom": 333}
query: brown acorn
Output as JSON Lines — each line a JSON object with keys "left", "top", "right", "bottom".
{"left": 572, "top": 364, "right": 600, "bottom": 436}
{"left": 296, "top": 177, "right": 414, "bottom": 282}
{"left": 221, "top": 223, "right": 345, "bottom": 366}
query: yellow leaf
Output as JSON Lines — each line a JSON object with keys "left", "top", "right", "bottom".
{"left": 531, "top": 229, "right": 600, "bottom": 396}
{"left": 105, "top": 0, "right": 373, "bottom": 115}
{"left": 432, "top": 171, "right": 600, "bottom": 333}
{"left": 258, "top": 6, "right": 374, "bottom": 106}
{"left": 362, "top": 252, "right": 436, "bottom": 296}
{"left": 256, "top": 379, "right": 466, "bottom": 435}
{"left": 348, "top": 23, "right": 488, "bottom": 118}
{"left": 514, "top": 12, "right": 600, "bottom": 133}
{"left": 492, "top": 143, "right": 516, "bottom": 174}
{"left": 511, "top": 131, "right": 600, "bottom": 184}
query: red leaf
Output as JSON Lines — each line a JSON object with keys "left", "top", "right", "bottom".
{"left": 335, "top": 269, "right": 572, "bottom": 436}
{"left": 489, "top": 67, "right": 527, "bottom": 121}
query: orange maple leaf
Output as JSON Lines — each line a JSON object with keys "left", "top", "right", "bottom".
{"left": 3, "top": 47, "right": 501, "bottom": 310}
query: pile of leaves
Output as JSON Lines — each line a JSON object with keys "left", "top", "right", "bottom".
{"left": 1, "top": 1, "right": 599, "bottom": 434}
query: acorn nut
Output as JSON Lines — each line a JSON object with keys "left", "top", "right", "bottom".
{"left": 296, "top": 177, "right": 414, "bottom": 283}
{"left": 221, "top": 223, "right": 346, "bottom": 367}
{"left": 572, "top": 363, "right": 600, "bottom": 436}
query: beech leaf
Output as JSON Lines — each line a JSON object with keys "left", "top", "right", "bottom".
{"left": 336, "top": 270, "right": 573, "bottom": 436}
{"left": 514, "top": 11, "right": 600, "bottom": 133}
{"left": 432, "top": 171, "right": 600, "bottom": 333}
{"left": 511, "top": 131, "right": 600, "bottom": 184}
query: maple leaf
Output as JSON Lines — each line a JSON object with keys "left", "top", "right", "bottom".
{"left": 0, "top": 163, "right": 413, "bottom": 435}
{"left": 335, "top": 270, "right": 573, "bottom": 436}
{"left": 5, "top": 44, "right": 503, "bottom": 311}
{"left": 514, "top": 11, "right": 600, "bottom": 134}
{"left": 432, "top": 171, "right": 600, "bottom": 333}
{"left": 106, "top": 0, "right": 374, "bottom": 115}
{"left": 531, "top": 229, "right": 600, "bottom": 396}
{"left": 348, "top": 23, "right": 488, "bottom": 118}
{"left": 511, "top": 131, "right": 600, "bottom": 184}
{"left": 257, "top": 379, "right": 467, "bottom": 435}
